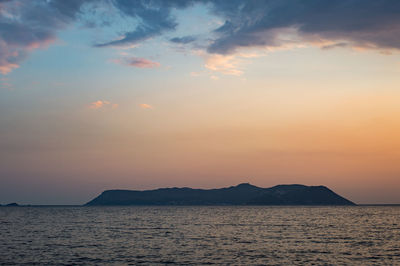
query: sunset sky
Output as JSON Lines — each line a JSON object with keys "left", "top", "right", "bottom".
{"left": 1, "top": 0, "right": 400, "bottom": 204}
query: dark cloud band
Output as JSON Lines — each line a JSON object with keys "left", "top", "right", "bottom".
{"left": 207, "top": 0, "right": 400, "bottom": 54}
{"left": 1, "top": 0, "right": 400, "bottom": 74}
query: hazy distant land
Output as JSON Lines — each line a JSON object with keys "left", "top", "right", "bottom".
{"left": 86, "top": 183, "right": 355, "bottom": 206}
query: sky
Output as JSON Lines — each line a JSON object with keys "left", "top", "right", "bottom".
{"left": 1, "top": 0, "right": 400, "bottom": 205}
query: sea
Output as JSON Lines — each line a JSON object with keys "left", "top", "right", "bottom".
{"left": 1, "top": 206, "right": 399, "bottom": 265}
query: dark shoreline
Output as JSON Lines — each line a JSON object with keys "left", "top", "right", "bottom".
{"left": 2, "top": 204, "right": 400, "bottom": 207}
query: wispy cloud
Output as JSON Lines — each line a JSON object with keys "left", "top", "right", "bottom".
{"left": 204, "top": 53, "right": 243, "bottom": 76}
{"left": 88, "top": 100, "right": 118, "bottom": 110}
{"left": 170, "top": 35, "right": 196, "bottom": 44}
{"left": 139, "top": 103, "right": 153, "bottom": 109}
{"left": 94, "top": 1, "right": 195, "bottom": 48}
{"left": 112, "top": 57, "right": 160, "bottom": 69}
{"left": 195, "top": 50, "right": 253, "bottom": 76}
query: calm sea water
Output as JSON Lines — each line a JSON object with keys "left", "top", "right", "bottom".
{"left": 1, "top": 206, "right": 399, "bottom": 265}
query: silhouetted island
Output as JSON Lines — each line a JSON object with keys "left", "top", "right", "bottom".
{"left": 5, "top": 203, "right": 19, "bottom": 207}
{"left": 86, "top": 183, "right": 355, "bottom": 206}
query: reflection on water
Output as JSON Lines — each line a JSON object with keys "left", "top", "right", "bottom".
{"left": 1, "top": 206, "right": 399, "bottom": 265}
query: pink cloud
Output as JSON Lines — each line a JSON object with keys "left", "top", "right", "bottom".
{"left": 139, "top": 103, "right": 153, "bottom": 109}
{"left": 194, "top": 50, "right": 245, "bottom": 76}
{"left": 89, "top": 100, "right": 107, "bottom": 109}
{"left": 112, "top": 57, "right": 160, "bottom": 69}
{"left": 0, "top": 41, "right": 21, "bottom": 74}
{"left": 88, "top": 100, "right": 118, "bottom": 110}
{"left": 0, "top": 37, "right": 56, "bottom": 75}
{"left": 0, "top": 62, "right": 18, "bottom": 75}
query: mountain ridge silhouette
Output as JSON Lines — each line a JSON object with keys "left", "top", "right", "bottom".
{"left": 86, "top": 183, "right": 355, "bottom": 206}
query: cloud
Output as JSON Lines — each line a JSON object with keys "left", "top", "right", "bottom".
{"left": 139, "top": 103, "right": 153, "bottom": 109}
{"left": 88, "top": 100, "right": 118, "bottom": 110}
{"left": 205, "top": 55, "right": 242, "bottom": 76}
{"left": 96, "top": 1, "right": 400, "bottom": 54}
{"left": 196, "top": 50, "right": 244, "bottom": 76}
{"left": 0, "top": 0, "right": 88, "bottom": 74}
{"left": 94, "top": 0, "right": 196, "bottom": 47}
{"left": 112, "top": 57, "right": 160, "bottom": 68}
{"left": 206, "top": 0, "right": 400, "bottom": 54}
{"left": 89, "top": 100, "right": 108, "bottom": 109}
{"left": 0, "top": 59, "right": 18, "bottom": 74}
{"left": 170, "top": 35, "right": 196, "bottom": 44}
{"left": 2, "top": 0, "right": 400, "bottom": 74}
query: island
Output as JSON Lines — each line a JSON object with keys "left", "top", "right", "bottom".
{"left": 85, "top": 183, "right": 355, "bottom": 206}
{"left": 4, "top": 203, "right": 19, "bottom": 207}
